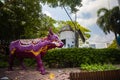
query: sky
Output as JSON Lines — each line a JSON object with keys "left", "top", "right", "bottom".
{"left": 42, "top": 0, "right": 119, "bottom": 45}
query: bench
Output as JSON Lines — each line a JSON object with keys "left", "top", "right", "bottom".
{"left": 70, "top": 69, "right": 120, "bottom": 80}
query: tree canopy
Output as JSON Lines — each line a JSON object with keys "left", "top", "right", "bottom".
{"left": 0, "top": 0, "right": 83, "bottom": 41}
{"left": 97, "top": 6, "right": 120, "bottom": 35}
{"left": 97, "top": 6, "right": 120, "bottom": 48}
{"left": 40, "top": 0, "right": 82, "bottom": 13}
{"left": 56, "top": 21, "right": 91, "bottom": 39}
{"left": 0, "top": 0, "right": 56, "bottom": 41}
{"left": 108, "top": 39, "right": 117, "bottom": 48}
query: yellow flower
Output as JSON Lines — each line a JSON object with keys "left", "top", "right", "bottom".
{"left": 49, "top": 73, "right": 55, "bottom": 80}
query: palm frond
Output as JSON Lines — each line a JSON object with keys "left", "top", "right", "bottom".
{"left": 97, "top": 8, "right": 109, "bottom": 17}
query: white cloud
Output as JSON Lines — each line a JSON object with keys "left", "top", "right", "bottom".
{"left": 74, "top": 0, "right": 119, "bottom": 28}
{"left": 43, "top": 11, "right": 52, "bottom": 17}
{"left": 77, "top": 17, "right": 97, "bottom": 27}
{"left": 88, "top": 32, "right": 115, "bottom": 44}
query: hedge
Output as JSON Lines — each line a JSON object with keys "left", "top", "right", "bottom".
{"left": 43, "top": 48, "right": 120, "bottom": 68}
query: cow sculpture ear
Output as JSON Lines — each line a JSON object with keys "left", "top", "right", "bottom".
{"left": 49, "top": 27, "right": 53, "bottom": 35}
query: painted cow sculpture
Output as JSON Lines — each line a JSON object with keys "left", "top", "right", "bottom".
{"left": 8, "top": 29, "right": 64, "bottom": 75}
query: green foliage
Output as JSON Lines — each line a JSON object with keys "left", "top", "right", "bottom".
{"left": 56, "top": 21, "right": 91, "bottom": 39}
{"left": 108, "top": 39, "right": 117, "bottom": 48}
{"left": 0, "top": 0, "right": 38, "bottom": 39}
{"left": 81, "top": 64, "right": 119, "bottom": 71}
{"left": 40, "top": 0, "right": 82, "bottom": 13}
{"left": 0, "top": 53, "right": 36, "bottom": 68}
{"left": 97, "top": 6, "right": 120, "bottom": 35}
{"left": 0, "top": 0, "right": 56, "bottom": 41}
{"left": 24, "top": 59, "right": 36, "bottom": 67}
{"left": 0, "top": 54, "right": 8, "bottom": 68}
{"left": 43, "top": 48, "right": 120, "bottom": 68}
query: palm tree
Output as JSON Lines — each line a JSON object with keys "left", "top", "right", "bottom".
{"left": 97, "top": 6, "right": 120, "bottom": 48}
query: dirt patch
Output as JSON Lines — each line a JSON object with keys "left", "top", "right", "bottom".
{"left": 0, "top": 67, "right": 81, "bottom": 80}
{"left": 1, "top": 65, "right": 120, "bottom": 80}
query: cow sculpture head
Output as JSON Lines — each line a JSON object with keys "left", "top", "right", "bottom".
{"left": 47, "top": 28, "right": 64, "bottom": 48}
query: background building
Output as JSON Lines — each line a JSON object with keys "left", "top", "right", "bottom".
{"left": 59, "top": 25, "right": 110, "bottom": 48}
{"left": 59, "top": 25, "right": 75, "bottom": 48}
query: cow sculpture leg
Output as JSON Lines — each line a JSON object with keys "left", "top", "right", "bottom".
{"left": 36, "top": 55, "right": 46, "bottom": 75}
{"left": 9, "top": 54, "right": 26, "bottom": 70}
{"left": 8, "top": 54, "right": 14, "bottom": 70}
{"left": 19, "top": 58, "right": 26, "bottom": 70}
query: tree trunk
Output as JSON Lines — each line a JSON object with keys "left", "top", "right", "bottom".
{"left": 114, "top": 32, "right": 120, "bottom": 49}
{"left": 75, "top": 30, "right": 79, "bottom": 48}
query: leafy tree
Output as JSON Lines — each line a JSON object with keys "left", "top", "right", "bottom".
{"left": 0, "top": 0, "right": 57, "bottom": 40}
{"left": 57, "top": 21, "right": 91, "bottom": 39}
{"left": 97, "top": 6, "right": 120, "bottom": 48}
{"left": 108, "top": 39, "right": 117, "bottom": 48}
{"left": 0, "top": 0, "right": 41, "bottom": 40}
{"left": 23, "top": 14, "right": 56, "bottom": 38}
{"left": 40, "top": 0, "right": 82, "bottom": 13}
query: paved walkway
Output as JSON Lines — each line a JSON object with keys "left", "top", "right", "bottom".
{"left": 1, "top": 65, "right": 120, "bottom": 80}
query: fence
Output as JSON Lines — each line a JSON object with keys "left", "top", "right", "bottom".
{"left": 70, "top": 69, "right": 120, "bottom": 80}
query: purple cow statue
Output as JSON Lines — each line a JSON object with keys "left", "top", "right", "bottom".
{"left": 8, "top": 28, "right": 64, "bottom": 75}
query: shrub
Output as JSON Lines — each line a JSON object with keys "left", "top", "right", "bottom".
{"left": 43, "top": 48, "right": 120, "bottom": 68}
{"left": 80, "top": 64, "right": 119, "bottom": 71}
{"left": 0, "top": 54, "right": 9, "bottom": 68}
